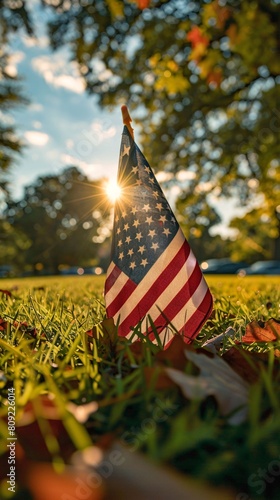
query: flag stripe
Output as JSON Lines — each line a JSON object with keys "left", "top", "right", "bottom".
{"left": 147, "top": 275, "right": 211, "bottom": 342}
{"left": 112, "top": 251, "right": 205, "bottom": 337}
{"left": 145, "top": 262, "right": 208, "bottom": 332}
{"left": 107, "top": 229, "right": 191, "bottom": 312}
{"left": 105, "top": 262, "right": 122, "bottom": 294}
{"left": 126, "top": 259, "right": 203, "bottom": 335}
{"left": 106, "top": 275, "right": 137, "bottom": 318}
{"left": 106, "top": 231, "right": 195, "bottom": 331}
{"left": 106, "top": 229, "right": 182, "bottom": 312}
{"left": 169, "top": 278, "right": 212, "bottom": 335}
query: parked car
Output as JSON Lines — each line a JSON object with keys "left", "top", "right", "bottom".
{"left": 59, "top": 266, "right": 104, "bottom": 276}
{"left": 0, "top": 265, "right": 13, "bottom": 278}
{"left": 201, "top": 259, "right": 249, "bottom": 274}
{"left": 237, "top": 260, "right": 280, "bottom": 276}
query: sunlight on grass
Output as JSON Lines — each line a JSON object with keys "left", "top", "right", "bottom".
{"left": 0, "top": 274, "right": 279, "bottom": 499}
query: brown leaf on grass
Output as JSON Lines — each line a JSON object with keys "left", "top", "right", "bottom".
{"left": 122, "top": 340, "right": 147, "bottom": 363}
{"left": 16, "top": 320, "right": 39, "bottom": 339}
{"left": 144, "top": 366, "right": 177, "bottom": 390}
{"left": 73, "top": 442, "right": 236, "bottom": 500}
{"left": 0, "top": 316, "right": 44, "bottom": 340}
{"left": 0, "top": 317, "right": 10, "bottom": 331}
{"left": 86, "top": 318, "right": 117, "bottom": 346}
{"left": 18, "top": 460, "right": 104, "bottom": 500}
{"left": 16, "top": 395, "right": 77, "bottom": 462}
{"left": 222, "top": 346, "right": 280, "bottom": 384}
{"left": 155, "top": 335, "right": 190, "bottom": 370}
{"left": 0, "top": 289, "right": 12, "bottom": 298}
{"left": 165, "top": 350, "right": 249, "bottom": 425}
{"left": 242, "top": 318, "right": 280, "bottom": 343}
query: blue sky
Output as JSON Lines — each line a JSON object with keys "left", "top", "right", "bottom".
{"left": 5, "top": 1, "right": 248, "bottom": 237}
{"left": 7, "top": 3, "right": 123, "bottom": 201}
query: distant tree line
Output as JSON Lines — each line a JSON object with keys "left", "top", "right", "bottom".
{"left": 1, "top": 167, "right": 112, "bottom": 274}
{"left": 0, "top": 163, "right": 276, "bottom": 275}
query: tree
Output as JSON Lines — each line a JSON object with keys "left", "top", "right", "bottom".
{"left": 0, "top": 0, "right": 33, "bottom": 174}
{"left": 229, "top": 205, "right": 280, "bottom": 263}
{"left": 5, "top": 167, "right": 112, "bottom": 273}
{"left": 42, "top": 0, "right": 280, "bottom": 258}
{"left": 0, "top": 217, "right": 31, "bottom": 271}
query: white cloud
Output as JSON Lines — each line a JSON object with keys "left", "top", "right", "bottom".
{"left": 155, "top": 171, "right": 174, "bottom": 182}
{"left": 0, "top": 110, "right": 15, "bottom": 125}
{"left": 22, "top": 36, "right": 49, "bottom": 48}
{"left": 90, "top": 120, "right": 116, "bottom": 141}
{"left": 32, "top": 121, "right": 42, "bottom": 129}
{"left": 28, "top": 103, "right": 44, "bottom": 112}
{"left": 5, "top": 51, "right": 25, "bottom": 77}
{"left": 195, "top": 181, "right": 214, "bottom": 194}
{"left": 176, "top": 170, "right": 196, "bottom": 181}
{"left": 60, "top": 154, "right": 102, "bottom": 177}
{"left": 24, "top": 130, "right": 50, "bottom": 146}
{"left": 31, "top": 53, "right": 86, "bottom": 94}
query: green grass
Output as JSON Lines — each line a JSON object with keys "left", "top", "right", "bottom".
{"left": 0, "top": 275, "right": 280, "bottom": 499}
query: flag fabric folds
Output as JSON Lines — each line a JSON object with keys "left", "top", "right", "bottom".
{"left": 105, "top": 126, "right": 213, "bottom": 346}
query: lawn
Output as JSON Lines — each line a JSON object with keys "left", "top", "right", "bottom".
{"left": 0, "top": 275, "right": 279, "bottom": 499}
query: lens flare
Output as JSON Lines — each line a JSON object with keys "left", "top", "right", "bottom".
{"left": 105, "top": 179, "right": 122, "bottom": 203}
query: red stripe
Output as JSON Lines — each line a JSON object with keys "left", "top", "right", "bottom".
{"left": 105, "top": 265, "right": 122, "bottom": 295}
{"left": 146, "top": 287, "right": 213, "bottom": 344}
{"left": 118, "top": 241, "right": 191, "bottom": 336}
{"left": 106, "top": 276, "right": 137, "bottom": 318}
{"left": 180, "top": 288, "right": 213, "bottom": 342}
{"left": 144, "top": 261, "right": 204, "bottom": 336}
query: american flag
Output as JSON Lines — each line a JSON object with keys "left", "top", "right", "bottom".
{"left": 105, "top": 126, "right": 213, "bottom": 346}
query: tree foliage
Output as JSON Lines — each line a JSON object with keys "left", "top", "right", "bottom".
{"left": 5, "top": 167, "right": 112, "bottom": 273}
{"left": 0, "top": 0, "right": 33, "bottom": 178}
{"left": 42, "top": 0, "right": 280, "bottom": 258}
{"left": 0, "top": 217, "right": 30, "bottom": 270}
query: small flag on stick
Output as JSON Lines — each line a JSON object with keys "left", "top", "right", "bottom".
{"left": 105, "top": 107, "right": 213, "bottom": 346}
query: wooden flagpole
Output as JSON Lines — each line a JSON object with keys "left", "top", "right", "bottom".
{"left": 121, "top": 105, "right": 134, "bottom": 140}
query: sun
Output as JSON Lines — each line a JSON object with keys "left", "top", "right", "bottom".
{"left": 105, "top": 179, "right": 122, "bottom": 203}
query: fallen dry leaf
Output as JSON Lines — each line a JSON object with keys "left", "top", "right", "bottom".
{"left": 155, "top": 335, "right": 190, "bottom": 370}
{"left": 18, "top": 460, "right": 104, "bottom": 500}
{"left": 16, "top": 395, "right": 77, "bottom": 462}
{"left": 242, "top": 318, "right": 280, "bottom": 343}
{"left": 72, "top": 442, "right": 236, "bottom": 500}
{"left": 0, "top": 289, "right": 12, "bottom": 298}
{"left": 202, "top": 327, "right": 236, "bottom": 352}
{"left": 0, "top": 317, "right": 44, "bottom": 340}
{"left": 165, "top": 350, "right": 249, "bottom": 425}
{"left": 144, "top": 366, "right": 177, "bottom": 390}
{"left": 86, "top": 318, "right": 118, "bottom": 354}
{"left": 222, "top": 346, "right": 280, "bottom": 383}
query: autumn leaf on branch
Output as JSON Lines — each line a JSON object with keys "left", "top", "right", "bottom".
{"left": 187, "top": 25, "right": 210, "bottom": 50}
{"left": 203, "top": 0, "right": 231, "bottom": 30}
{"left": 128, "top": 0, "right": 150, "bottom": 10}
{"left": 135, "top": 0, "right": 151, "bottom": 9}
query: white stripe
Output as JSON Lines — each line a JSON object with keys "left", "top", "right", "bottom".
{"left": 105, "top": 269, "right": 130, "bottom": 308}
{"left": 133, "top": 274, "right": 208, "bottom": 337}
{"left": 106, "top": 261, "right": 115, "bottom": 280}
